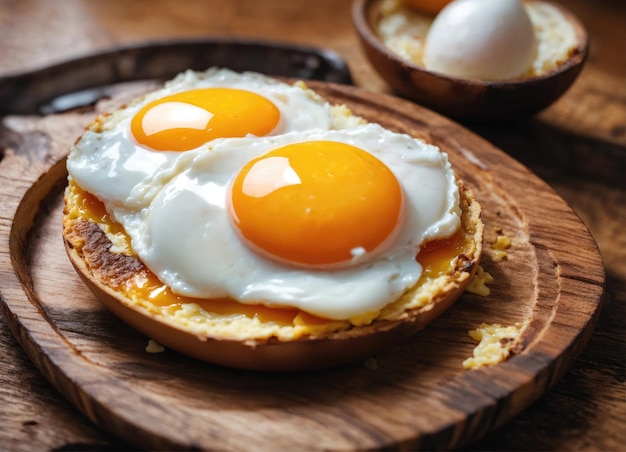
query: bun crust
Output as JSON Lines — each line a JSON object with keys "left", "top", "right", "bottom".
{"left": 63, "top": 178, "right": 482, "bottom": 371}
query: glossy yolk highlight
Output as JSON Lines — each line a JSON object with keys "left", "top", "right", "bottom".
{"left": 131, "top": 88, "right": 281, "bottom": 151}
{"left": 228, "top": 140, "right": 404, "bottom": 267}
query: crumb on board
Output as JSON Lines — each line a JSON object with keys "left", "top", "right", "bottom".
{"left": 492, "top": 227, "right": 512, "bottom": 262}
{"left": 465, "top": 265, "right": 493, "bottom": 296}
{"left": 462, "top": 321, "right": 528, "bottom": 370}
{"left": 146, "top": 339, "right": 165, "bottom": 354}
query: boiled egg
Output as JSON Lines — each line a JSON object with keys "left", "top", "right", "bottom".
{"left": 423, "top": 0, "right": 537, "bottom": 80}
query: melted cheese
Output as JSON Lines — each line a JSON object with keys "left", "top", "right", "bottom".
{"left": 463, "top": 321, "right": 528, "bottom": 369}
{"left": 465, "top": 265, "right": 493, "bottom": 296}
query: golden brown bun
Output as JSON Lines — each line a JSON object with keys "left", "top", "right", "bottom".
{"left": 63, "top": 182, "right": 482, "bottom": 372}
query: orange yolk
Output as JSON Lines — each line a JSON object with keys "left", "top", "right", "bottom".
{"left": 228, "top": 140, "right": 404, "bottom": 267}
{"left": 130, "top": 88, "right": 281, "bottom": 151}
{"left": 417, "top": 231, "right": 467, "bottom": 280}
{"left": 403, "top": 0, "right": 452, "bottom": 14}
{"left": 78, "top": 190, "right": 127, "bottom": 237}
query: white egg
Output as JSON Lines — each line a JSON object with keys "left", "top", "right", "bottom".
{"left": 423, "top": 0, "right": 536, "bottom": 80}
{"left": 67, "top": 68, "right": 334, "bottom": 215}
{"left": 116, "top": 124, "right": 460, "bottom": 321}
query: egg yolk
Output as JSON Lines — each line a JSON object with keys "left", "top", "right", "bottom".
{"left": 131, "top": 88, "right": 281, "bottom": 151}
{"left": 403, "top": 0, "right": 452, "bottom": 14}
{"left": 228, "top": 140, "right": 404, "bottom": 267}
{"left": 417, "top": 231, "right": 467, "bottom": 280}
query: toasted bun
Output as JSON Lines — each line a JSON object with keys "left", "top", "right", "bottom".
{"left": 63, "top": 178, "right": 482, "bottom": 372}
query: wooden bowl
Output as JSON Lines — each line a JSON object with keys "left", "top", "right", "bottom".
{"left": 352, "top": 0, "right": 589, "bottom": 122}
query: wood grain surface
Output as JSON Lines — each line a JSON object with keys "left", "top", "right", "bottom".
{"left": 0, "top": 0, "right": 624, "bottom": 451}
{"left": 0, "top": 79, "right": 605, "bottom": 449}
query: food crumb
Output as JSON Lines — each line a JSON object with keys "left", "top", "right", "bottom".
{"left": 463, "top": 321, "right": 528, "bottom": 370}
{"left": 146, "top": 339, "right": 165, "bottom": 354}
{"left": 465, "top": 265, "right": 493, "bottom": 296}
{"left": 492, "top": 228, "right": 511, "bottom": 262}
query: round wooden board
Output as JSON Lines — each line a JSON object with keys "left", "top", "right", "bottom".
{"left": 0, "top": 80, "right": 605, "bottom": 450}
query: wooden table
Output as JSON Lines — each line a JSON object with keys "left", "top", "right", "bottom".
{"left": 0, "top": 0, "right": 623, "bottom": 450}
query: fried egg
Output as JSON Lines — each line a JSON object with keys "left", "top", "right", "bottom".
{"left": 122, "top": 125, "right": 460, "bottom": 320}
{"left": 67, "top": 69, "right": 461, "bottom": 322}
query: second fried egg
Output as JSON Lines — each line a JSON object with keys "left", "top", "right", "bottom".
{"left": 119, "top": 124, "right": 460, "bottom": 321}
